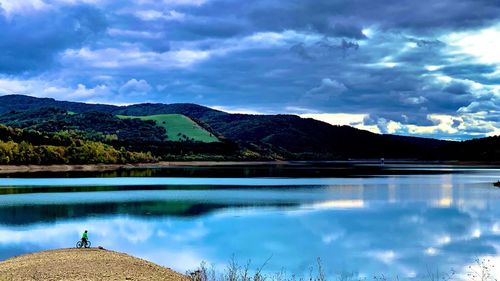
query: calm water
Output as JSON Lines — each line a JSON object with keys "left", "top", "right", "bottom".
{"left": 0, "top": 165, "right": 499, "bottom": 279}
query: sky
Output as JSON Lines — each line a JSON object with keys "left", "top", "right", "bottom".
{"left": 0, "top": 0, "right": 499, "bottom": 140}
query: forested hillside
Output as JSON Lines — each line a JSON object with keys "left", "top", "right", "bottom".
{"left": 0, "top": 108, "right": 241, "bottom": 163}
{"left": 0, "top": 94, "right": 498, "bottom": 163}
{"left": 0, "top": 108, "right": 166, "bottom": 143}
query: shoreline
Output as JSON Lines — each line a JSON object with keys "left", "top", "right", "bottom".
{"left": 0, "top": 160, "right": 499, "bottom": 174}
{"left": 0, "top": 161, "right": 291, "bottom": 174}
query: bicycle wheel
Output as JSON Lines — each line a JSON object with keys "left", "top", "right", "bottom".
{"left": 76, "top": 241, "right": 82, "bottom": 248}
{"left": 85, "top": 241, "right": 91, "bottom": 248}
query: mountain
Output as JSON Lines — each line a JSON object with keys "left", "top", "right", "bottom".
{"left": 0, "top": 94, "right": 498, "bottom": 162}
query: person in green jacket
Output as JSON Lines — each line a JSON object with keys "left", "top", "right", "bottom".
{"left": 82, "top": 230, "right": 88, "bottom": 246}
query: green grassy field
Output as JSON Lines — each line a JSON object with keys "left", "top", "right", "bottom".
{"left": 117, "top": 114, "right": 219, "bottom": 143}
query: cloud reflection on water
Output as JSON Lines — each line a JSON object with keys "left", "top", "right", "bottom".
{"left": 0, "top": 171, "right": 498, "bottom": 279}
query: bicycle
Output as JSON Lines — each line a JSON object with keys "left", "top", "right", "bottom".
{"left": 76, "top": 239, "right": 92, "bottom": 248}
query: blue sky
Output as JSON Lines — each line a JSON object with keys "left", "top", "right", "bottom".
{"left": 0, "top": 0, "right": 499, "bottom": 140}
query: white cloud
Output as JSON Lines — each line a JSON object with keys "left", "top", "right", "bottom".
{"left": 171, "top": 49, "right": 210, "bottom": 65}
{"left": 458, "top": 101, "right": 498, "bottom": 113}
{"left": 246, "top": 32, "right": 290, "bottom": 45}
{"left": 425, "top": 247, "right": 438, "bottom": 256}
{"left": 387, "top": 113, "right": 500, "bottom": 139}
{"left": 376, "top": 118, "right": 402, "bottom": 134}
{"left": 0, "top": 0, "right": 48, "bottom": 16}
{"left": 107, "top": 28, "right": 162, "bottom": 39}
{"left": 284, "top": 106, "right": 318, "bottom": 114}
{"left": 370, "top": 250, "right": 396, "bottom": 265}
{"left": 401, "top": 95, "right": 427, "bottom": 105}
{"left": 306, "top": 78, "right": 348, "bottom": 100}
{"left": 119, "top": 79, "right": 152, "bottom": 95}
{"left": 0, "top": 77, "right": 110, "bottom": 100}
{"left": 367, "top": 55, "right": 400, "bottom": 69}
{"left": 135, "top": 0, "right": 208, "bottom": 6}
{"left": 361, "top": 27, "right": 374, "bottom": 38}
{"left": 60, "top": 30, "right": 317, "bottom": 73}
{"left": 244, "top": 30, "right": 320, "bottom": 48}
{"left": 62, "top": 47, "right": 211, "bottom": 69}
{"left": 0, "top": 78, "right": 30, "bottom": 94}
{"left": 298, "top": 113, "right": 381, "bottom": 134}
{"left": 134, "top": 9, "right": 185, "bottom": 21}
{"left": 211, "top": 106, "right": 266, "bottom": 115}
{"left": 425, "top": 65, "right": 441, "bottom": 71}
{"left": 442, "top": 24, "right": 500, "bottom": 64}
{"left": 300, "top": 113, "right": 367, "bottom": 126}
{"left": 163, "top": 0, "right": 207, "bottom": 5}
{"left": 45, "top": 83, "right": 109, "bottom": 99}
{"left": 0, "top": 0, "right": 104, "bottom": 16}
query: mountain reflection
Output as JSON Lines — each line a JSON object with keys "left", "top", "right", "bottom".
{"left": 0, "top": 168, "right": 498, "bottom": 279}
{"left": 0, "top": 200, "right": 298, "bottom": 225}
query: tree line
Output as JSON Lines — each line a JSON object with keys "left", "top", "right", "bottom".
{"left": 0, "top": 125, "right": 156, "bottom": 165}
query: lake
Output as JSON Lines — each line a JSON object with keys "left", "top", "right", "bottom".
{"left": 0, "top": 164, "right": 499, "bottom": 280}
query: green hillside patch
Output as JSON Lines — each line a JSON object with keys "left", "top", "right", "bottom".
{"left": 117, "top": 114, "right": 219, "bottom": 143}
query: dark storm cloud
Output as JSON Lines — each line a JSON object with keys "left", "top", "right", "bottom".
{"left": 242, "top": 0, "right": 500, "bottom": 35}
{"left": 152, "top": 0, "right": 498, "bottom": 41}
{"left": 407, "top": 38, "right": 444, "bottom": 48}
{"left": 330, "top": 23, "right": 367, "bottom": 40}
{"left": 173, "top": 17, "right": 248, "bottom": 40}
{"left": 444, "top": 82, "right": 470, "bottom": 95}
{"left": 290, "top": 38, "right": 360, "bottom": 61}
{"left": 0, "top": 0, "right": 498, "bottom": 139}
{"left": 290, "top": 43, "right": 313, "bottom": 61}
{"left": 0, "top": 4, "right": 106, "bottom": 73}
{"left": 440, "top": 64, "right": 498, "bottom": 83}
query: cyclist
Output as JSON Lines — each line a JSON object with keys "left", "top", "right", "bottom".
{"left": 81, "top": 230, "right": 89, "bottom": 247}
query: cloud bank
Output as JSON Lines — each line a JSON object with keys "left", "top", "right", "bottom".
{"left": 0, "top": 0, "right": 499, "bottom": 139}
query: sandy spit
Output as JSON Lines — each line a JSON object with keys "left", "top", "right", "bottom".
{"left": 0, "top": 248, "right": 189, "bottom": 281}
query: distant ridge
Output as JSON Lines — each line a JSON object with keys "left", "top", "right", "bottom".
{"left": 0, "top": 94, "right": 498, "bottom": 161}
{"left": 0, "top": 94, "right": 224, "bottom": 119}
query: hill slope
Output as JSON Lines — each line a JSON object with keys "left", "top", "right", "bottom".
{"left": 118, "top": 114, "right": 219, "bottom": 143}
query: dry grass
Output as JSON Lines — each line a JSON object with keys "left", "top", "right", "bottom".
{"left": 187, "top": 257, "right": 498, "bottom": 281}
{"left": 188, "top": 257, "right": 327, "bottom": 281}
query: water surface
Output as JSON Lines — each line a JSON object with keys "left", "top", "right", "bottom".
{"left": 0, "top": 165, "right": 498, "bottom": 279}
